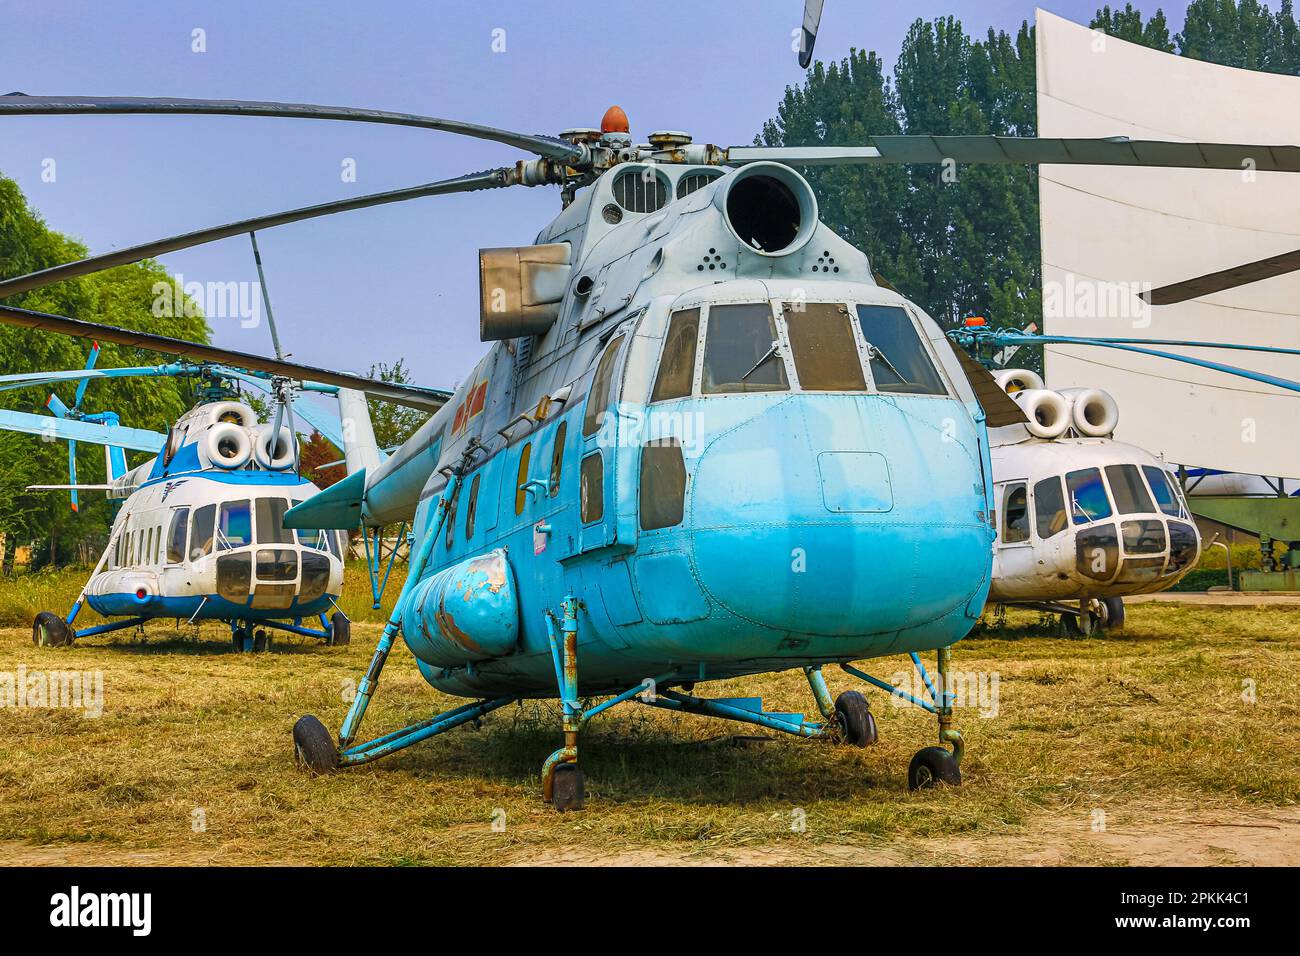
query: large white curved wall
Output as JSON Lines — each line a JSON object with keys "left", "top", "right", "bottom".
{"left": 1036, "top": 9, "right": 1300, "bottom": 479}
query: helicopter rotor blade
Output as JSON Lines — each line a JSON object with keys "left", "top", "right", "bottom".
{"left": 0, "top": 94, "right": 584, "bottom": 163}
{"left": 0, "top": 304, "right": 450, "bottom": 413}
{"left": 1143, "top": 247, "right": 1300, "bottom": 304}
{"left": 798, "top": 0, "right": 826, "bottom": 69}
{"left": 727, "top": 136, "right": 1300, "bottom": 172}
{"left": 0, "top": 167, "right": 519, "bottom": 301}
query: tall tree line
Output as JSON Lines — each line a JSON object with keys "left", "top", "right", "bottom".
{"left": 0, "top": 174, "right": 209, "bottom": 569}
{"left": 760, "top": 1, "right": 1300, "bottom": 334}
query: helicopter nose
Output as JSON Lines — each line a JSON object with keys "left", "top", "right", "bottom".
{"left": 686, "top": 395, "right": 990, "bottom": 640}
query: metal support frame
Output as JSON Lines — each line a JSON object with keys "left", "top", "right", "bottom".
{"left": 338, "top": 476, "right": 457, "bottom": 750}
{"left": 541, "top": 595, "right": 582, "bottom": 801}
{"left": 70, "top": 616, "right": 148, "bottom": 639}
{"left": 259, "top": 614, "right": 333, "bottom": 641}
{"left": 339, "top": 696, "right": 515, "bottom": 767}
{"left": 838, "top": 646, "right": 964, "bottom": 764}
{"left": 362, "top": 521, "right": 407, "bottom": 610}
{"left": 639, "top": 689, "right": 826, "bottom": 738}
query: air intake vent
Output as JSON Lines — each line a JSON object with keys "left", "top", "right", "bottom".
{"left": 612, "top": 169, "right": 668, "bottom": 213}
{"left": 676, "top": 170, "right": 722, "bottom": 199}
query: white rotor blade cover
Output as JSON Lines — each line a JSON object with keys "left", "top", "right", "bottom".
{"left": 337, "top": 388, "right": 381, "bottom": 476}
{"left": 1036, "top": 11, "right": 1300, "bottom": 479}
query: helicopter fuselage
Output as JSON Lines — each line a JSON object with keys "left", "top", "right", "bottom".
{"left": 299, "top": 160, "right": 999, "bottom": 697}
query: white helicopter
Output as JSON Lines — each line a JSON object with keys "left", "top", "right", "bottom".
{"left": 982, "top": 364, "right": 1201, "bottom": 634}
{"left": 0, "top": 323, "right": 445, "bottom": 650}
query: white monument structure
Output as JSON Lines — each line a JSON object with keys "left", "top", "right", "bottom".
{"left": 1035, "top": 9, "right": 1300, "bottom": 481}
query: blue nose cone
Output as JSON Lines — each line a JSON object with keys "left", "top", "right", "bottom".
{"left": 687, "top": 395, "right": 991, "bottom": 644}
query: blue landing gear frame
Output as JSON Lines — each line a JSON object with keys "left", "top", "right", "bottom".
{"left": 361, "top": 522, "right": 408, "bottom": 610}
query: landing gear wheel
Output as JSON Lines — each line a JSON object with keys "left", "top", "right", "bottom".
{"left": 252, "top": 630, "right": 269, "bottom": 653}
{"left": 908, "top": 746, "right": 961, "bottom": 790}
{"left": 1061, "top": 612, "right": 1085, "bottom": 638}
{"left": 232, "top": 628, "right": 250, "bottom": 652}
{"left": 1101, "top": 597, "right": 1125, "bottom": 631}
{"left": 551, "top": 763, "right": 586, "bottom": 812}
{"left": 292, "top": 715, "right": 338, "bottom": 774}
{"left": 833, "top": 690, "right": 877, "bottom": 747}
{"left": 328, "top": 612, "right": 351, "bottom": 647}
{"left": 32, "top": 612, "right": 73, "bottom": 647}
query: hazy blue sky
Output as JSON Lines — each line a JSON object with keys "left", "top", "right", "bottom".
{"left": 0, "top": 1, "right": 1190, "bottom": 393}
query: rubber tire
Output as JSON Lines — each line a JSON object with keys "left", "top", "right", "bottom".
{"left": 252, "top": 630, "right": 269, "bottom": 653}
{"left": 1102, "top": 597, "right": 1125, "bottom": 631}
{"left": 1061, "top": 612, "right": 1084, "bottom": 638}
{"left": 329, "top": 612, "right": 351, "bottom": 647}
{"left": 834, "top": 690, "right": 878, "bottom": 747}
{"left": 551, "top": 763, "right": 586, "bottom": 812}
{"left": 232, "top": 629, "right": 250, "bottom": 652}
{"left": 292, "top": 715, "right": 338, "bottom": 774}
{"left": 908, "top": 746, "right": 962, "bottom": 790}
{"left": 32, "top": 611, "right": 73, "bottom": 647}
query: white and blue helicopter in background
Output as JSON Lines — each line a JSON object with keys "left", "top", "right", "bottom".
{"left": 0, "top": 314, "right": 446, "bottom": 651}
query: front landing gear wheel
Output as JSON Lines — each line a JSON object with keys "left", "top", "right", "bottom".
{"left": 833, "top": 690, "right": 877, "bottom": 747}
{"left": 1101, "top": 597, "right": 1125, "bottom": 631}
{"left": 293, "top": 715, "right": 338, "bottom": 774}
{"left": 252, "top": 630, "right": 269, "bottom": 653}
{"left": 328, "top": 612, "right": 351, "bottom": 647}
{"left": 551, "top": 763, "right": 586, "bottom": 812}
{"left": 908, "top": 746, "right": 961, "bottom": 790}
{"left": 32, "top": 612, "right": 73, "bottom": 647}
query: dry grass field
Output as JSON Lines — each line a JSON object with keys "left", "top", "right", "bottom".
{"left": 0, "top": 567, "right": 1297, "bottom": 866}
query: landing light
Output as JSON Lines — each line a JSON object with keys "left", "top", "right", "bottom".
{"left": 963, "top": 316, "right": 987, "bottom": 327}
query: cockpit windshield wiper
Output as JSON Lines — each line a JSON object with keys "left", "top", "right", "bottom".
{"left": 1070, "top": 491, "right": 1096, "bottom": 522}
{"left": 741, "top": 341, "right": 780, "bottom": 381}
{"left": 864, "top": 341, "right": 906, "bottom": 383}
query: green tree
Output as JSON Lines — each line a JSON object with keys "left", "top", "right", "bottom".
{"left": 1177, "top": 0, "right": 1300, "bottom": 73}
{"left": 366, "top": 359, "right": 430, "bottom": 450}
{"left": 1091, "top": 4, "right": 1176, "bottom": 50}
{"left": 0, "top": 173, "right": 209, "bottom": 567}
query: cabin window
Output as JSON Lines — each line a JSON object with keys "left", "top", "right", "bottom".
{"left": 134, "top": 530, "right": 144, "bottom": 565}
{"left": 854, "top": 304, "right": 946, "bottom": 395}
{"left": 639, "top": 439, "right": 686, "bottom": 530}
{"left": 1066, "top": 468, "right": 1113, "bottom": 524}
{"left": 1002, "top": 483, "right": 1029, "bottom": 543}
{"left": 464, "top": 473, "right": 481, "bottom": 540}
{"left": 218, "top": 500, "right": 253, "bottom": 550}
{"left": 549, "top": 422, "right": 567, "bottom": 496}
{"left": 583, "top": 333, "right": 626, "bottom": 438}
{"left": 147, "top": 527, "right": 157, "bottom": 565}
{"left": 651, "top": 308, "right": 700, "bottom": 402}
{"left": 1106, "top": 464, "right": 1155, "bottom": 515}
{"left": 190, "top": 505, "right": 216, "bottom": 559}
{"left": 300, "top": 550, "right": 331, "bottom": 603}
{"left": 215, "top": 553, "right": 252, "bottom": 602}
{"left": 256, "top": 548, "right": 298, "bottom": 582}
{"left": 1033, "top": 477, "right": 1067, "bottom": 540}
{"left": 580, "top": 453, "right": 604, "bottom": 523}
{"left": 166, "top": 508, "right": 189, "bottom": 564}
{"left": 1142, "top": 465, "right": 1183, "bottom": 517}
{"left": 702, "top": 303, "right": 788, "bottom": 394}
{"left": 783, "top": 302, "right": 867, "bottom": 391}
{"left": 514, "top": 443, "right": 532, "bottom": 516}
{"left": 256, "top": 498, "right": 295, "bottom": 544}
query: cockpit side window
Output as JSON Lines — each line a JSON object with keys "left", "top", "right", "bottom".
{"left": 1002, "top": 483, "right": 1030, "bottom": 543}
{"left": 218, "top": 499, "right": 253, "bottom": 550}
{"left": 1142, "top": 465, "right": 1183, "bottom": 517}
{"left": 854, "top": 304, "right": 947, "bottom": 395}
{"left": 651, "top": 308, "right": 700, "bottom": 402}
{"left": 702, "top": 303, "right": 789, "bottom": 394}
{"left": 190, "top": 504, "right": 216, "bottom": 560}
{"left": 1066, "top": 468, "right": 1113, "bottom": 524}
{"left": 256, "top": 498, "right": 294, "bottom": 545}
{"left": 1106, "top": 464, "right": 1156, "bottom": 515}
{"left": 167, "top": 507, "right": 189, "bottom": 564}
{"left": 783, "top": 302, "right": 867, "bottom": 391}
{"left": 583, "top": 333, "right": 626, "bottom": 438}
{"left": 1033, "top": 476, "right": 1068, "bottom": 539}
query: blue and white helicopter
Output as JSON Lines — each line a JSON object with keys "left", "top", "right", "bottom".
{"left": 0, "top": 320, "right": 445, "bottom": 651}
{"left": 1, "top": 92, "right": 1297, "bottom": 806}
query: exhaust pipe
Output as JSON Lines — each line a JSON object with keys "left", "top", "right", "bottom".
{"left": 1012, "top": 388, "right": 1071, "bottom": 439}
{"left": 715, "top": 162, "right": 818, "bottom": 257}
{"left": 1058, "top": 387, "right": 1119, "bottom": 437}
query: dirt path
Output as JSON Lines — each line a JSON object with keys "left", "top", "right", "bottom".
{"left": 7, "top": 807, "right": 1296, "bottom": 867}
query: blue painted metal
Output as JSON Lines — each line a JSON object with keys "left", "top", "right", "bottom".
{"left": 642, "top": 689, "right": 824, "bottom": 738}
{"left": 840, "top": 662, "right": 937, "bottom": 714}
{"left": 260, "top": 618, "right": 332, "bottom": 640}
{"left": 401, "top": 549, "right": 518, "bottom": 667}
{"left": 909, "top": 651, "right": 940, "bottom": 704}
{"left": 85, "top": 589, "right": 336, "bottom": 621}
{"left": 0, "top": 409, "right": 164, "bottom": 452}
{"left": 362, "top": 522, "right": 406, "bottom": 609}
{"left": 952, "top": 329, "right": 1300, "bottom": 393}
{"left": 338, "top": 696, "right": 515, "bottom": 766}
{"left": 72, "top": 616, "right": 149, "bottom": 639}
{"left": 804, "top": 665, "right": 836, "bottom": 719}
{"left": 337, "top": 474, "right": 459, "bottom": 749}
{"left": 283, "top": 468, "right": 366, "bottom": 529}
